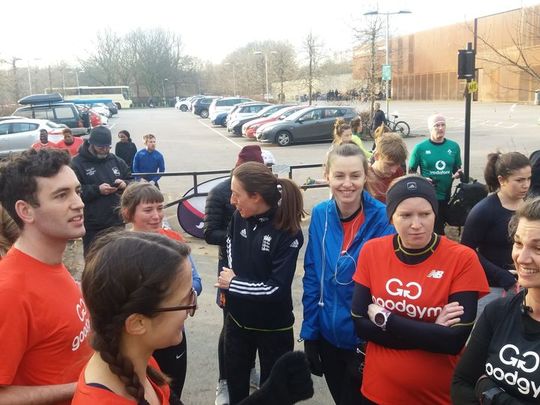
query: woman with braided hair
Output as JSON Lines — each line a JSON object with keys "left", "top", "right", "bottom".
{"left": 72, "top": 231, "right": 195, "bottom": 404}
{"left": 0, "top": 204, "right": 19, "bottom": 258}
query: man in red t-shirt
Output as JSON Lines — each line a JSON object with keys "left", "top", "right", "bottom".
{"left": 31, "top": 128, "right": 58, "bottom": 150}
{"left": 0, "top": 149, "right": 92, "bottom": 404}
{"left": 56, "top": 128, "right": 84, "bottom": 157}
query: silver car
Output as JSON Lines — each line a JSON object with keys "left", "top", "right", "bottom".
{"left": 0, "top": 118, "right": 65, "bottom": 157}
{"left": 256, "top": 106, "right": 357, "bottom": 146}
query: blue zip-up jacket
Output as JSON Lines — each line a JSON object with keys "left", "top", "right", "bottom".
{"left": 132, "top": 148, "right": 165, "bottom": 183}
{"left": 300, "top": 192, "right": 395, "bottom": 350}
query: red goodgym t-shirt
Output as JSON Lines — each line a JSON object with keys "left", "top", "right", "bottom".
{"left": 0, "top": 248, "right": 92, "bottom": 405}
{"left": 353, "top": 235, "right": 489, "bottom": 405}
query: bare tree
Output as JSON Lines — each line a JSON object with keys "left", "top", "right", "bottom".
{"left": 270, "top": 41, "right": 297, "bottom": 102}
{"left": 302, "top": 32, "right": 322, "bottom": 105}
{"left": 469, "top": 6, "right": 540, "bottom": 93}
{"left": 353, "top": 16, "right": 384, "bottom": 112}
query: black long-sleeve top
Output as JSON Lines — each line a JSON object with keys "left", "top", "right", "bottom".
{"left": 461, "top": 193, "right": 517, "bottom": 289}
{"left": 220, "top": 209, "right": 303, "bottom": 330}
{"left": 452, "top": 291, "right": 540, "bottom": 404}
{"left": 114, "top": 140, "right": 137, "bottom": 169}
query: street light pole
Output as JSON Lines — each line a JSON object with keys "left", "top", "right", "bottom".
{"left": 162, "top": 78, "right": 168, "bottom": 107}
{"left": 254, "top": 51, "right": 277, "bottom": 102}
{"left": 364, "top": 10, "right": 411, "bottom": 116}
{"left": 224, "top": 62, "right": 239, "bottom": 95}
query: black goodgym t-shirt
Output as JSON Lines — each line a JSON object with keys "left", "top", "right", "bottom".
{"left": 480, "top": 292, "right": 540, "bottom": 402}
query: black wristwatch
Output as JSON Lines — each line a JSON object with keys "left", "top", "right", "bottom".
{"left": 480, "top": 387, "right": 504, "bottom": 405}
{"left": 374, "top": 308, "right": 391, "bottom": 331}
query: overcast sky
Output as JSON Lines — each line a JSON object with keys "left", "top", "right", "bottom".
{"left": 0, "top": 0, "right": 536, "bottom": 67}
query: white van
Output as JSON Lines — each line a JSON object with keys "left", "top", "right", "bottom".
{"left": 208, "top": 97, "right": 252, "bottom": 122}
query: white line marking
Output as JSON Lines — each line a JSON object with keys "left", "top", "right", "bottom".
{"left": 198, "top": 120, "right": 242, "bottom": 149}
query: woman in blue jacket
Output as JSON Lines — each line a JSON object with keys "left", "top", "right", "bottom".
{"left": 300, "top": 143, "right": 394, "bottom": 405}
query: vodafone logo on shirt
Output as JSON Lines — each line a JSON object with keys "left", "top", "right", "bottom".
{"left": 385, "top": 278, "right": 422, "bottom": 299}
{"left": 372, "top": 278, "right": 442, "bottom": 319}
{"left": 485, "top": 344, "right": 540, "bottom": 398}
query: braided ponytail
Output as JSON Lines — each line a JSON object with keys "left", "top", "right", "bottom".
{"left": 82, "top": 231, "right": 190, "bottom": 403}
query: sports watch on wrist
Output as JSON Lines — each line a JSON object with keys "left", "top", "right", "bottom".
{"left": 480, "top": 387, "right": 504, "bottom": 405}
{"left": 374, "top": 308, "right": 391, "bottom": 331}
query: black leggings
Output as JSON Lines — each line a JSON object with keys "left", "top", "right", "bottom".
{"left": 224, "top": 314, "right": 293, "bottom": 404}
{"left": 318, "top": 337, "right": 364, "bottom": 405}
{"left": 153, "top": 330, "right": 187, "bottom": 399}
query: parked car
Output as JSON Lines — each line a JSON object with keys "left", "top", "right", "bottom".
{"left": 0, "top": 118, "right": 66, "bottom": 157}
{"left": 243, "top": 105, "right": 305, "bottom": 139}
{"left": 256, "top": 106, "right": 357, "bottom": 146}
{"left": 176, "top": 95, "right": 201, "bottom": 111}
{"left": 192, "top": 96, "right": 219, "bottom": 118}
{"left": 226, "top": 102, "right": 272, "bottom": 135}
{"left": 211, "top": 111, "right": 229, "bottom": 127}
{"left": 105, "top": 101, "right": 118, "bottom": 115}
{"left": 208, "top": 97, "right": 252, "bottom": 122}
{"left": 227, "top": 103, "right": 293, "bottom": 136}
{"left": 14, "top": 93, "right": 89, "bottom": 136}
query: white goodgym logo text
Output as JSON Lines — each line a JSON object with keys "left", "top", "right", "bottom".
{"left": 371, "top": 278, "right": 442, "bottom": 319}
{"left": 485, "top": 344, "right": 540, "bottom": 398}
{"left": 385, "top": 278, "right": 422, "bottom": 299}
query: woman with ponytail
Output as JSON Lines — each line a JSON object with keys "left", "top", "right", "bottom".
{"left": 72, "top": 231, "right": 195, "bottom": 404}
{"left": 461, "top": 151, "right": 531, "bottom": 313}
{"left": 215, "top": 161, "right": 305, "bottom": 404}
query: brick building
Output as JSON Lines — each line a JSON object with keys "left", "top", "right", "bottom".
{"left": 353, "top": 5, "right": 540, "bottom": 103}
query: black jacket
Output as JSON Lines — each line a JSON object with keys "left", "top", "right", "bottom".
{"left": 204, "top": 177, "right": 235, "bottom": 264}
{"left": 115, "top": 140, "right": 137, "bottom": 169}
{"left": 220, "top": 209, "right": 304, "bottom": 330}
{"left": 71, "top": 141, "right": 131, "bottom": 230}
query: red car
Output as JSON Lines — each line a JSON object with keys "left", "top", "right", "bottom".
{"left": 242, "top": 105, "right": 305, "bottom": 139}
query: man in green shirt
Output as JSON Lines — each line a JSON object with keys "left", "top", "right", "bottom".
{"left": 409, "top": 114, "right": 462, "bottom": 234}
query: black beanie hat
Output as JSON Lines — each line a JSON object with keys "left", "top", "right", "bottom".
{"left": 89, "top": 126, "right": 112, "bottom": 147}
{"left": 386, "top": 176, "right": 438, "bottom": 219}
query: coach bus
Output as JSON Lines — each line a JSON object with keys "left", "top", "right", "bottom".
{"left": 45, "top": 86, "right": 132, "bottom": 109}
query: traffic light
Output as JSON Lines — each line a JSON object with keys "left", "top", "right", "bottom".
{"left": 458, "top": 49, "right": 475, "bottom": 80}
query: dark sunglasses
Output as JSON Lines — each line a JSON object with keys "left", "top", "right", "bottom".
{"left": 153, "top": 288, "right": 197, "bottom": 317}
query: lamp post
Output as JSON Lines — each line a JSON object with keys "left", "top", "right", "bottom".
{"left": 364, "top": 10, "right": 411, "bottom": 116}
{"left": 253, "top": 51, "right": 277, "bottom": 101}
{"left": 162, "top": 78, "right": 168, "bottom": 107}
{"left": 22, "top": 58, "right": 41, "bottom": 95}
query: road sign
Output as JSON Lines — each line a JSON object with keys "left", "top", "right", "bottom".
{"left": 468, "top": 80, "right": 478, "bottom": 93}
{"left": 382, "top": 64, "right": 392, "bottom": 81}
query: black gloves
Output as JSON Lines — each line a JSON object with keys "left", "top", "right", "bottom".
{"left": 239, "top": 351, "right": 314, "bottom": 405}
{"left": 303, "top": 339, "right": 323, "bottom": 377}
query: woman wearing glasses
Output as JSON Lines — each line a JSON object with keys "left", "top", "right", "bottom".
{"left": 215, "top": 161, "right": 305, "bottom": 404}
{"left": 300, "top": 143, "right": 394, "bottom": 404}
{"left": 72, "top": 231, "right": 196, "bottom": 404}
{"left": 351, "top": 175, "right": 489, "bottom": 404}
{"left": 119, "top": 182, "right": 202, "bottom": 401}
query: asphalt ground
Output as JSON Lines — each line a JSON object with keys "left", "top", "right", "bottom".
{"left": 67, "top": 101, "right": 539, "bottom": 404}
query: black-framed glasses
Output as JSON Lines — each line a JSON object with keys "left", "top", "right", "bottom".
{"left": 153, "top": 288, "right": 197, "bottom": 317}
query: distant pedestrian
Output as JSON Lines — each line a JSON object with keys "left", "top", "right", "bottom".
{"left": 133, "top": 133, "right": 165, "bottom": 188}
{"left": 31, "top": 128, "right": 57, "bottom": 150}
{"left": 115, "top": 130, "right": 137, "bottom": 168}
{"left": 370, "top": 102, "right": 386, "bottom": 134}
{"left": 56, "top": 128, "right": 83, "bottom": 157}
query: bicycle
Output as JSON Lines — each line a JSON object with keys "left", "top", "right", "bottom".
{"left": 386, "top": 114, "right": 411, "bottom": 137}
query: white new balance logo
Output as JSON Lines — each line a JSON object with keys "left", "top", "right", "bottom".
{"left": 427, "top": 270, "right": 445, "bottom": 279}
